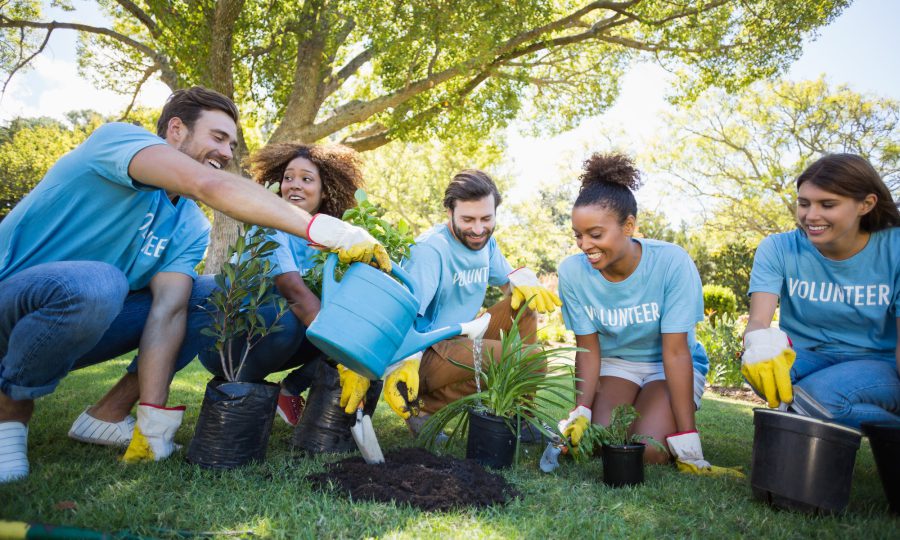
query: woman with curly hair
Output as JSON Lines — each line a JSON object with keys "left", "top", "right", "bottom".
{"left": 555, "top": 152, "right": 738, "bottom": 475}
{"left": 198, "top": 143, "right": 364, "bottom": 426}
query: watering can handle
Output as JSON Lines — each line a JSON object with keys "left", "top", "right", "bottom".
{"left": 390, "top": 262, "right": 416, "bottom": 299}
{"left": 322, "top": 252, "right": 338, "bottom": 305}
{"left": 321, "top": 252, "right": 416, "bottom": 303}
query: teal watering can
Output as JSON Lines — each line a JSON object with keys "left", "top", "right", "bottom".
{"left": 306, "top": 253, "right": 489, "bottom": 379}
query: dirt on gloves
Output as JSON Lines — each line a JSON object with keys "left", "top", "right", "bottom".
{"left": 307, "top": 447, "right": 519, "bottom": 511}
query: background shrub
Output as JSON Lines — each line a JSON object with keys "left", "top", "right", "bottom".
{"left": 697, "top": 313, "right": 746, "bottom": 388}
{"left": 703, "top": 284, "right": 738, "bottom": 327}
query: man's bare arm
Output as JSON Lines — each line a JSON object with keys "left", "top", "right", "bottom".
{"left": 136, "top": 272, "right": 193, "bottom": 406}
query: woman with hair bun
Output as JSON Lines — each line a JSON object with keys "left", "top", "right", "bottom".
{"left": 198, "top": 143, "right": 364, "bottom": 427}
{"left": 742, "top": 153, "right": 900, "bottom": 428}
{"left": 556, "top": 153, "right": 737, "bottom": 475}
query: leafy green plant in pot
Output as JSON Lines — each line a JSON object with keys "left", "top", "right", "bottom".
{"left": 186, "top": 224, "right": 289, "bottom": 470}
{"left": 419, "top": 309, "right": 582, "bottom": 469}
{"left": 574, "top": 404, "right": 667, "bottom": 487}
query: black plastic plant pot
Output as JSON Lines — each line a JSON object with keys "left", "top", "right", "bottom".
{"left": 186, "top": 378, "right": 279, "bottom": 470}
{"left": 861, "top": 422, "right": 900, "bottom": 515}
{"left": 292, "top": 359, "right": 382, "bottom": 455}
{"left": 466, "top": 408, "right": 516, "bottom": 469}
{"left": 601, "top": 443, "right": 645, "bottom": 487}
{"left": 750, "top": 408, "right": 862, "bottom": 515}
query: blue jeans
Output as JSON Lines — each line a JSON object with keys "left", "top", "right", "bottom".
{"left": 196, "top": 286, "right": 321, "bottom": 391}
{"left": 0, "top": 262, "right": 216, "bottom": 400}
{"left": 790, "top": 348, "right": 900, "bottom": 429}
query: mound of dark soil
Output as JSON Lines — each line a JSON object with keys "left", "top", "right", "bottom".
{"left": 307, "top": 447, "right": 519, "bottom": 511}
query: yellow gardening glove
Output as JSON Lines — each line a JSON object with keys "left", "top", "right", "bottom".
{"left": 666, "top": 431, "right": 745, "bottom": 479}
{"left": 122, "top": 403, "right": 184, "bottom": 463}
{"left": 558, "top": 405, "right": 592, "bottom": 447}
{"left": 507, "top": 267, "right": 562, "bottom": 314}
{"left": 383, "top": 355, "right": 421, "bottom": 419}
{"left": 741, "top": 328, "right": 796, "bottom": 408}
{"left": 338, "top": 364, "right": 371, "bottom": 414}
{"left": 307, "top": 214, "right": 391, "bottom": 272}
{"left": 675, "top": 460, "right": 746, "bottom": 479}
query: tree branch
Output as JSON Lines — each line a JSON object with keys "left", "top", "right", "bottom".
{"left": 1, "top": 25, "right": 51, "bottom": 97}
{"left": 118, "top": 63, "right": 159, "bottom": 121}
{"left": 321, "top": 48, "right": 372, "bottom": 99}
{"left": 114, "top": 0, "right": 161, "bottom": 38}
{"left": 0, "top": 17, "right": 161, "bottom": 61}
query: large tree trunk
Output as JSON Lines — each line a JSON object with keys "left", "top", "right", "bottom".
{"left": 202, "top": 0, "right": 246, "bottom": 275}
{"left": 203, "top": 145, "right": 246, "bottom": 275}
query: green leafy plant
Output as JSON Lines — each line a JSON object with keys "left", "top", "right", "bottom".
{"left": 200, "top": 224, "right": 288, "bottom": 381}
{"left": 419, "top": 308, "right": 584, "bottom": 464}
{"left": 572, "top": 404, "right": 667, "bottom": 462}
{"left": 303, "top": 189, "right": 415, "bottom": 295}
{"left": 696, "top": 313, "right": 746, "bottom": 388}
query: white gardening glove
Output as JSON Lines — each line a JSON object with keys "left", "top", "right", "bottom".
{"left": 459, "top": 313, "right": 491, "bottom": 340}
{"left": 383, "top": 352, "right": 422, "bottom": 420}
{"left": 666, "top": 431, "right": 744, "bottom": 478}
{"left": 122, "top": 403, "right": 185, "bottom": 463}
{"left": 558, "top": 405, "right": 591, "bottom": 447}
{"left": 507, "top": 267, "right": 562, "bottom": 313}
{"left": 306, "top": 214, "right": 391, "bottom": 271}
{"left": 742, "top": 328, "right": 796, "bottom": 408}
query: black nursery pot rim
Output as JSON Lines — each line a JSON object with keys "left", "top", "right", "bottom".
{"left": 209, "top": 376, "right": 280, "bottom": 387}
{"left": 602, "top": 442, "right": 646, "bottom": 451}
{"left": 468, "top": 407, "right": 504, "bottom": 418}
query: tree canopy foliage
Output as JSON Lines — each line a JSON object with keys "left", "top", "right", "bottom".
{"left": 362, "top": 135, "right": 506, "bottom": 236}
{"left": 0, "top": 0, "right": 852, "bottom": 272}
{"left": 3, "top": 1, "right": 849, "bottom": 151}
{"left": 647, "top": 77, "right": 900, "bottom": 246}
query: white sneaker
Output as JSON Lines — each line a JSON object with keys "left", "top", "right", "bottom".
{"left": 68, "top": 408, "right": 135, "bottom": 447}
{"left": 0, "top": 421, "right": 29, "bottom": 482}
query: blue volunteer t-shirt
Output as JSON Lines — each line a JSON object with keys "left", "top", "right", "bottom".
{"left": 402, "top": 224, "right": 513, "bottom": 331}
{"left": 558, "top": 238, "right": 709, "bottom": 375}
{"left": 748, "top": 228, "right": 900, "bottom": 355}
{"left": 0, "top": 122, "right": 210, "bottom": 290}
{"left": 240, "top": 227, "right": 320, "bottom": 277}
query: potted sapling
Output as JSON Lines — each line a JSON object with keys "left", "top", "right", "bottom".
{"left": 185, "top": 225, "right": 289, "bottom": 469}
{"left": 419, "top": 309, "right": 581, "bottom": 469}
{"left": 573, "top": 404, "right": 666, "bottom": 487}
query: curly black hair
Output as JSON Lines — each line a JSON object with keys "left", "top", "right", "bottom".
{"left": 245, "top": 143, "right": 364, "bottom": 218}
{"left": 574, "top": 152, "right": 643, "bottom": 223}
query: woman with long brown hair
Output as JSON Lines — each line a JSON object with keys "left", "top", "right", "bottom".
{"left": 742, "top": 153, "right": 900, "bottom": 428}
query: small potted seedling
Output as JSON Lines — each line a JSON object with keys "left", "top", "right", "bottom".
{"left": 419, "top": 310, "right": 581, "bottom": 469}
{"left": 574, "top": 404, "right": 666, "bottom": 487}
{"left": 186, "top": 224, "right": 289, "bottom": 469}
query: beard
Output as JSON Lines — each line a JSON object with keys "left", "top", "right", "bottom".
{"left": 451, "top": 220, "right": 494, "bottom": 251}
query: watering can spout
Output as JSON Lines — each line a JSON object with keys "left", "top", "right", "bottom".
{"left": 392, "top": 313, "right": 491, "bottom": 363}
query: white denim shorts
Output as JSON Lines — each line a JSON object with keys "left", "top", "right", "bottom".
{"left": 600, "top": 357, "right": 706, "bottom": 409}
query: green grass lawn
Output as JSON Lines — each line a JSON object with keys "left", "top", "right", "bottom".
{"left": 1, "top": 358, "right": 895, "bottom": 539}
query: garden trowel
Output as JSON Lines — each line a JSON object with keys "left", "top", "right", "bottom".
{"left": 539, "top": 427, "right": 569, "bottom": 473}
{"left": 351, "top": 407, "right": 385, "bottom": 464}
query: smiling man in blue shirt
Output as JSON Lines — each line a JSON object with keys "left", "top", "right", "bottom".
{"left": 0, "top": 87, "right": 389, "bottom": 482}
